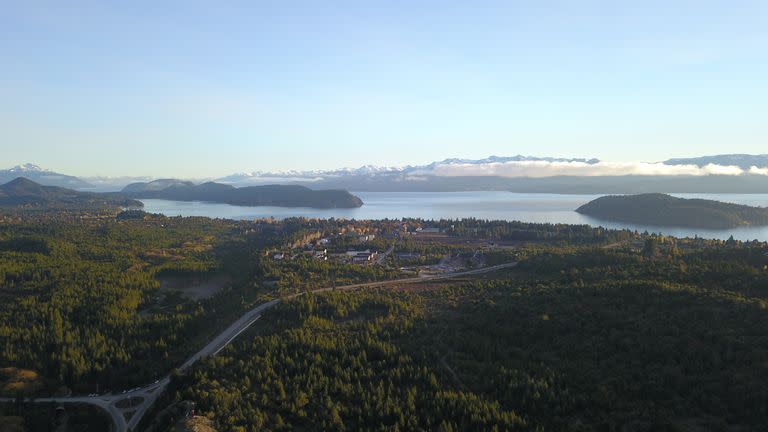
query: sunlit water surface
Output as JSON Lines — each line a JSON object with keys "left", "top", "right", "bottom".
{"left": 140, "top": 192, "right": 768, "bottom": 241}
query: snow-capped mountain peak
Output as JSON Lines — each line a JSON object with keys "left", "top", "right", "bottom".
{"left": 9, "top": 163, "right": 47, "bottom": 173}
{"left": 218, "top": 156, "right": 603, "bottom": 184}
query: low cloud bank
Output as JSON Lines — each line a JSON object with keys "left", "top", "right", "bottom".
{"left": 425, "top": 160, "right": 767, "bottom": 178}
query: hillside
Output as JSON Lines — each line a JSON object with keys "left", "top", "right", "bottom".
{"left": 576, "top": 193, "right": 768, "bottom": 229}
{"left": 0, "top": 178, "right": 141, "bottom": 209}
{"left": 122, "top": 178, "right": 195, "bottom": 193}
{"left": 122, "top": 180, "right": 363, "bottom": 209}
{"left": 0, "top": 164, "right": 91, "bottom": 189}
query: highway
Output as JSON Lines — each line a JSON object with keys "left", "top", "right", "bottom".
{"left": 0, "top": 262, "right": 516, "bottom": 432}
{"left": 376, "top": 244, "right": 395, "bottom": 265}
{"left": 124, "top": 299, "right": 280, "bottom": 431}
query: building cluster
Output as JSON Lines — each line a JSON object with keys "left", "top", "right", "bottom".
{"left": 272, "top": 247, "right": 378, "bottom": 265}
{"left": 265, "top": 221, "right": 445, "bottom": 266}
{"left": 346, "top": 249, "right": 378, "bottom": 264}
{"left": 268, "top": 228, "right": 383, "bottom": 265}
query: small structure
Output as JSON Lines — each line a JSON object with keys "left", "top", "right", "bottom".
{"left": 396, "top": 252, "right": 420, "bottom": 259}
{"left": 273, "top": 253, "right": 285, "bottom": 260}
{"left": 352, "top": 251, "right": 377, "bottom": 264}
{"left": 419, "top": 227, "right": 441, "bottom": 234}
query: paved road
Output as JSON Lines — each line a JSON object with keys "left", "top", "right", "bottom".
{"left": 125, "top": 299, "right": 280, "bottom": 431}
{"left": 0, "top": 300, "right": 280, "bottom": 432}
{"left": 1, "top": 262, "right": 516, "bottom": 432}
{"left": 0, "top": 394, "right": 128, "bottom": 431}
{"left": 307, "top": 261, "right": 518, "bottom": 296}
{"left": 376, "top": 244, "right": 395, "bottom": 265}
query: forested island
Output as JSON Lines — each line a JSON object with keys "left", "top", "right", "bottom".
{"left": 122, "top": 180, "right": 363, "bottom": 209}
{"left": 577, "top": 193, "right": 768, "bottom": 229}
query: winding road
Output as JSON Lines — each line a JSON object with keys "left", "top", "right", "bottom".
{"left": 1, "top": 261, "right": 516, "bottom": 431}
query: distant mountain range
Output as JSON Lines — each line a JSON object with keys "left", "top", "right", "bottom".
{"left": 6, "top": 154, "right": 768, "bottom": 194}
{"left": 218, "top": 155, "right": 602, "bottom": 186}
{"left": 577, "top": 193, "right": 768, "bottom": 229}
{"left": 123, "top": 180, "right": 363, "bottom": 208}
{"left": 0, "top": 178, "right": 140, "bottom": 209}
{"left": 663, "top": 154, "right": 768, "bottom": 170}
{"left": 207, "top": 154, "right": 768, "bottom": 193}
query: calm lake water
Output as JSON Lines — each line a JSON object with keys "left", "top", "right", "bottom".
{"left": 140, "top": 192, "right": 768, "bottom": 241}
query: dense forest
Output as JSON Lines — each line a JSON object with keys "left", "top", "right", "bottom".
{"left": 3, "top": 209, "right": 768, "bottom": 431}
{"left": 0, "top": 213, "right": 441, "bottom": 395}
{"left": 440, "top": 218, "right": 636, "bottom": 244}
{"left": 169, "top": 242, "right": 768, "bottom": 431}
{"left": 0, "top": 211, "right": 275, "bottom": 394}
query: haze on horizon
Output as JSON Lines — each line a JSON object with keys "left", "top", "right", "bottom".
{"left": 2, "top": 1, "right": 767, "bottom": 178}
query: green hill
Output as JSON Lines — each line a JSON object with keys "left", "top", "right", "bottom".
{"left": 0, "top": 178, "right": 140, "bottom": 209}
{"left": 122, "top": 180, "right": 363, "bottom": 209}
{"left": 576, "top": 193, "right": 768, "bottom": 229}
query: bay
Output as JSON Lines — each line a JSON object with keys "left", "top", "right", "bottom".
{"left": 140, "top": 191, "right": 768, "bottom": 241}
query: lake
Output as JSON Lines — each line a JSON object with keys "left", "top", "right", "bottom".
{"left": 140, "top": 191, "right": 768, "bottom": 241}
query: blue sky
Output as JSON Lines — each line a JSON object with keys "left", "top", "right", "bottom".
{"left": 2, "top": 1, "right": 767, "bottom": 177}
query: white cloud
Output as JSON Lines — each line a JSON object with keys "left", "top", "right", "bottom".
{"left": 425, "top": 160, "right": 756, "bottom": 178}
{"left": 748, "top": 166, "right": 768, "bottom": 175}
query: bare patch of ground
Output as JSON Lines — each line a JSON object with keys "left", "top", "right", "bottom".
{"left": 0, "top": 416, "right": 25, "bottom": 432}
{"left": 175, "top": 416, "right": 218, "bottom": 432}
{"left": 0, "top": 367, "right": 44, "bottom": 395}
{"left": 159, "top": 274, "right": 231, "bottom": 300}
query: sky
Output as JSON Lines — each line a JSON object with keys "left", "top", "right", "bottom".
{"left": 2, "top": 1, "right": 767, "bottom": 178}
